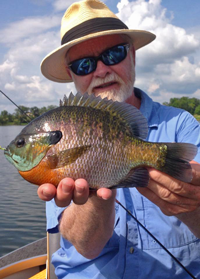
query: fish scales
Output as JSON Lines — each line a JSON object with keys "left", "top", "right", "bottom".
{"left": 129, "top": 140, "right": 168, "bottom": 169}
{"left": 45, "top": 106, "right": 133, "bottom": 188}
{"left": 4, "top": 92, "right": 198, "bottom": 189}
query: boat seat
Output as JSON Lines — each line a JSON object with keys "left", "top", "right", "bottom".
{"left": 29, "top": 268, "right": 46, "bottom": 279}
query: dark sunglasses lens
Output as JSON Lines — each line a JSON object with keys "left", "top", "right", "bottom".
{"left": 70, "top": 58, "right": 96, "bottom": 75}
{"left": 102, "top": 45, "right": 127, "bottom": 65}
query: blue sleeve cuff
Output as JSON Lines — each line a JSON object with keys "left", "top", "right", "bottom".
{"left": 46, "top": 199, "right": 66, "bottom": 233}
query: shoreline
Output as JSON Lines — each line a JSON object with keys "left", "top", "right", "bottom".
{"left": 1, "top": 115, "right": 200, "bottom": 126}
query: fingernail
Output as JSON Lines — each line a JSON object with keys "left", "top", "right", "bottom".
{"left": 62, "top": 183, "right": 72, "bottom": 194}
{"left": 42, "top": 190, "right": 53, "bottom": 199}
{"left": 101, "top": 196, "right": 109, "bottom": 200}
{"left": 76, "top": 186, "right": 84, "bottom": 193}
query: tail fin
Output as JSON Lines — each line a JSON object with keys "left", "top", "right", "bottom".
{"left": 160, "top": 143, "right": 197, "bottom": 183}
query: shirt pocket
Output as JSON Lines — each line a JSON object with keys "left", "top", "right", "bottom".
{"left": 142, "top": 198, "right": 198, "bottom": 250}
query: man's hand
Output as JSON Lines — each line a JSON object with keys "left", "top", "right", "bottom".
{"left": 137, "top": 161, "right": 200, "bottom": 238}
{"left": 37, "top": 178, "right": 113, "bottom": 207}
{"left": 137, "top": 161, "right": 200, "bottom": 216}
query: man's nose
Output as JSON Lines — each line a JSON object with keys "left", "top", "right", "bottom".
{"left": 93, "top": 60, "right": 112, "bottom": 78}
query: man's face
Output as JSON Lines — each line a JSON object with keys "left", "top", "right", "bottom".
{"left": 66, "top": 34, "right": 135, "bottom": 102}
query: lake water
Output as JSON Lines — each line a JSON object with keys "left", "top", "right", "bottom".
{"left": 0, "top": 126, "right": 46, "bottom": 257}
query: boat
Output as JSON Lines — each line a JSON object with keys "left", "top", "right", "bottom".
{"left": 0, "top": 232, "right": 60, "bottom": 279}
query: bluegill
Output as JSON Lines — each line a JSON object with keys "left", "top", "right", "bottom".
{"left": 4, "top": 93, "right": 197, "bottom": 188}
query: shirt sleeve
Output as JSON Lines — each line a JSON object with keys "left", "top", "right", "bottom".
{"left": 46, "top": 199, "right": 66, "bottom": 233}
{"left": 176, "top": 111, "right": 200, "bottom": 163}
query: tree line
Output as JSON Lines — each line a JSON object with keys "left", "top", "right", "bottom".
{"left": 0, "top": 96, "right": 200, "bottom": 125}
{"left": 163, "top": 97, "right": 200, "bottom": 116}
{"left": 0, "top": 105, "right": 57, "bottom": 125}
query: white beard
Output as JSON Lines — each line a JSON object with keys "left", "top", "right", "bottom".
{"left": 89, "top": 76, "right": 133, "bottom": 102}
{"left": 73, "top": 54, "right": 136, "bottom": 103}
{"left": 87, "top": 57, "right": 135, "bottom": 102}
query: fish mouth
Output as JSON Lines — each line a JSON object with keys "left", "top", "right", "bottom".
{"left": 4, "top": 149, "right": 10, "bottom": 156}
{"left": 4, "top": 149, "right": 18, "bottom": 164}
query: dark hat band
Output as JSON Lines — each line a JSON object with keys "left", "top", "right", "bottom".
{"left": 61, "top": 17, "right": 129, "bottom": 45}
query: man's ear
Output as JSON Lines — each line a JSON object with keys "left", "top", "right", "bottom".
{"left": 131, "top": 46, "right": 136, "bottom": 66}
{"left": 65, "top": 66, "right": 72, "bottom": 78}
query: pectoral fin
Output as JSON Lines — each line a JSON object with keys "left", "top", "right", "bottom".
{"left": 47, "top": 145, "right": 91, "bottom": 169}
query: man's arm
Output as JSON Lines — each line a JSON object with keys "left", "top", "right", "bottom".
{"left": 38, "top": 178, "right": 116, "bottom": 259}
{"left": 59, "top": 190, "right": 116, "bottom": 259}
{"left": 137, "top": 161, "right": 200, "bottom": 238}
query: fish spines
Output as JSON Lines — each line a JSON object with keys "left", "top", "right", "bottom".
{"left": 59, "top": 92, "right": 148, "bottom": 140}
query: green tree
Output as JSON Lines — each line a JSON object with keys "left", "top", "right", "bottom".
{"left": 0, "top": 104, "right": 58, "bottom": 125}
{"left": 30, "top": 106, "right": 40, "bottom": 119}
{"left": 167, "top": 97, "right": 200, "bottom": 115}
{"left": 39, "top": 105, "right": 57, "bottom": 115}
{"left": 13, "top": 106, "right": 30, "bottom": 124}
{"left": 163, "top": 102, "right": 169, "bottom": 106}
{"left": 194, "top": 105, "right": 200, "bottom": 115}
{"left": 0, "top": 110, "right": 13, "bottom": 125}
{"left": 188, "top": 98, "right": 200, "bottom": 115}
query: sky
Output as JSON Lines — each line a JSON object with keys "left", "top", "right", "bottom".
{"left": 0, "top": 0, "right": 200, "bottom": 113}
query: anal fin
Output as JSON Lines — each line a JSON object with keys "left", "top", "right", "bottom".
{"left": 110, "top": 167, "right": 149, "bottom": 189}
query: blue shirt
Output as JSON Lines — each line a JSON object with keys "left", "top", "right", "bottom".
{"left": 46, "top": 88, "right": 200, "bottom": 279}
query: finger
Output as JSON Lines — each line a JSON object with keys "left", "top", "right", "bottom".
{"left": 37, "top": 184, "right": 57, "bottom": 201}
{"left": 54, "top": 178, "right": 75, "bottom": 207}
{"left": 137, "top": 187, "right": 197, "bottom": 216}
{"left": 148, "top": 168, "right": 200, "bottom": 200}
{"left": 73, "top": 178, "right": 89, "bottom": 205}
{"left": 147, "top": 178, "right": 200, "bottom": 208}
{"left": 96, "top": 188, "right": 116, "bottom": 200}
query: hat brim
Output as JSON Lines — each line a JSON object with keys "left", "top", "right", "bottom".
{"left": 41, "top": 29, "right": 156, "bottom": 83}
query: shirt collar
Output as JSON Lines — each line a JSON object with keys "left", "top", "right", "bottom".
{"left": 134, "top": 87, "right": 158, "bottom": 128}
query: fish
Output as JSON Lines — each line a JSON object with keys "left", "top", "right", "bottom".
{"left": 4, "top": 92, "right": 197, "bottom": 189}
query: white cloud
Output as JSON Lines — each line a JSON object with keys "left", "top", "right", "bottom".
{"left": 0, "top": 0, "right": 200, "bottom": 114}
{"left": 4, "top": 31, "right": 60, "bottom": 68}
{"left": 0, "top": 11, "right": 75, "bottom": 112}
{"left": 116, "top": 0, "right": 200, "bottom": 98}
{"left": 53, "top": 0, "right": 75, "bottom": 11}
{"left": 0, "top": 60, "right": 16, "bottom": 74}
{"left": 148, "top": 82, "right": 160, "bottom": 93}
{"left": 0, "top": 16, "right": 61, "bottom": 45}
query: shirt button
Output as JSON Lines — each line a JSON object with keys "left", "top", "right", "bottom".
{"left": 129, "top": 247, "right": 134, "bottom": 254}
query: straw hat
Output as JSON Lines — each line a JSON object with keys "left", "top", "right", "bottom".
{"left": 41, "top": 0, "right": 156, "bottom": 83}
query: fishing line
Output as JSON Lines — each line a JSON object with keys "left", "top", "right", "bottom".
{"left": 1, "top": 88, "right": 197, "bottom": 278}
{"left": 0, "top": 89, "right": 32, "bottom": 121}
{"left": 116, "top": 199, "right": 197, "bottom": 279}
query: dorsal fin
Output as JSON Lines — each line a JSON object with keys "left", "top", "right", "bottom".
{"left": 60, "top": 92, "right": 148, "bottom": 140}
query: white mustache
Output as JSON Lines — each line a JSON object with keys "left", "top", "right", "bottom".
{"left": 89, "top": 74, "right": 123, "bottom": 89}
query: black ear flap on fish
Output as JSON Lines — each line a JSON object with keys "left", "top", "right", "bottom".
{"left": 49, "top": 131, "right": 62, "bottom": 145}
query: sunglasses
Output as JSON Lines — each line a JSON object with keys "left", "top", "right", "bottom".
{"left": 68, "top": 43, "right": 130, "bottom": 76}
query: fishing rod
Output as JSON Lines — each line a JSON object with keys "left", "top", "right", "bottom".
{"left": 0, "top": 89, "right": 197, "bottom": 279}
{"left": 116, "top": 199, "right": 197, "bottom": 279}
{"left": 0, "top": 89, "right": 32, "bottom": 121}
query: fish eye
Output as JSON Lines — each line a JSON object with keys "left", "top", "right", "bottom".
{"left": 16, "top": 138, "right": 25, "bottom": 148}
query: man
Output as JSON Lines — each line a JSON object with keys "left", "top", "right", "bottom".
{"left": 39, "top": 0, "right": 200, "bottom": 278}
